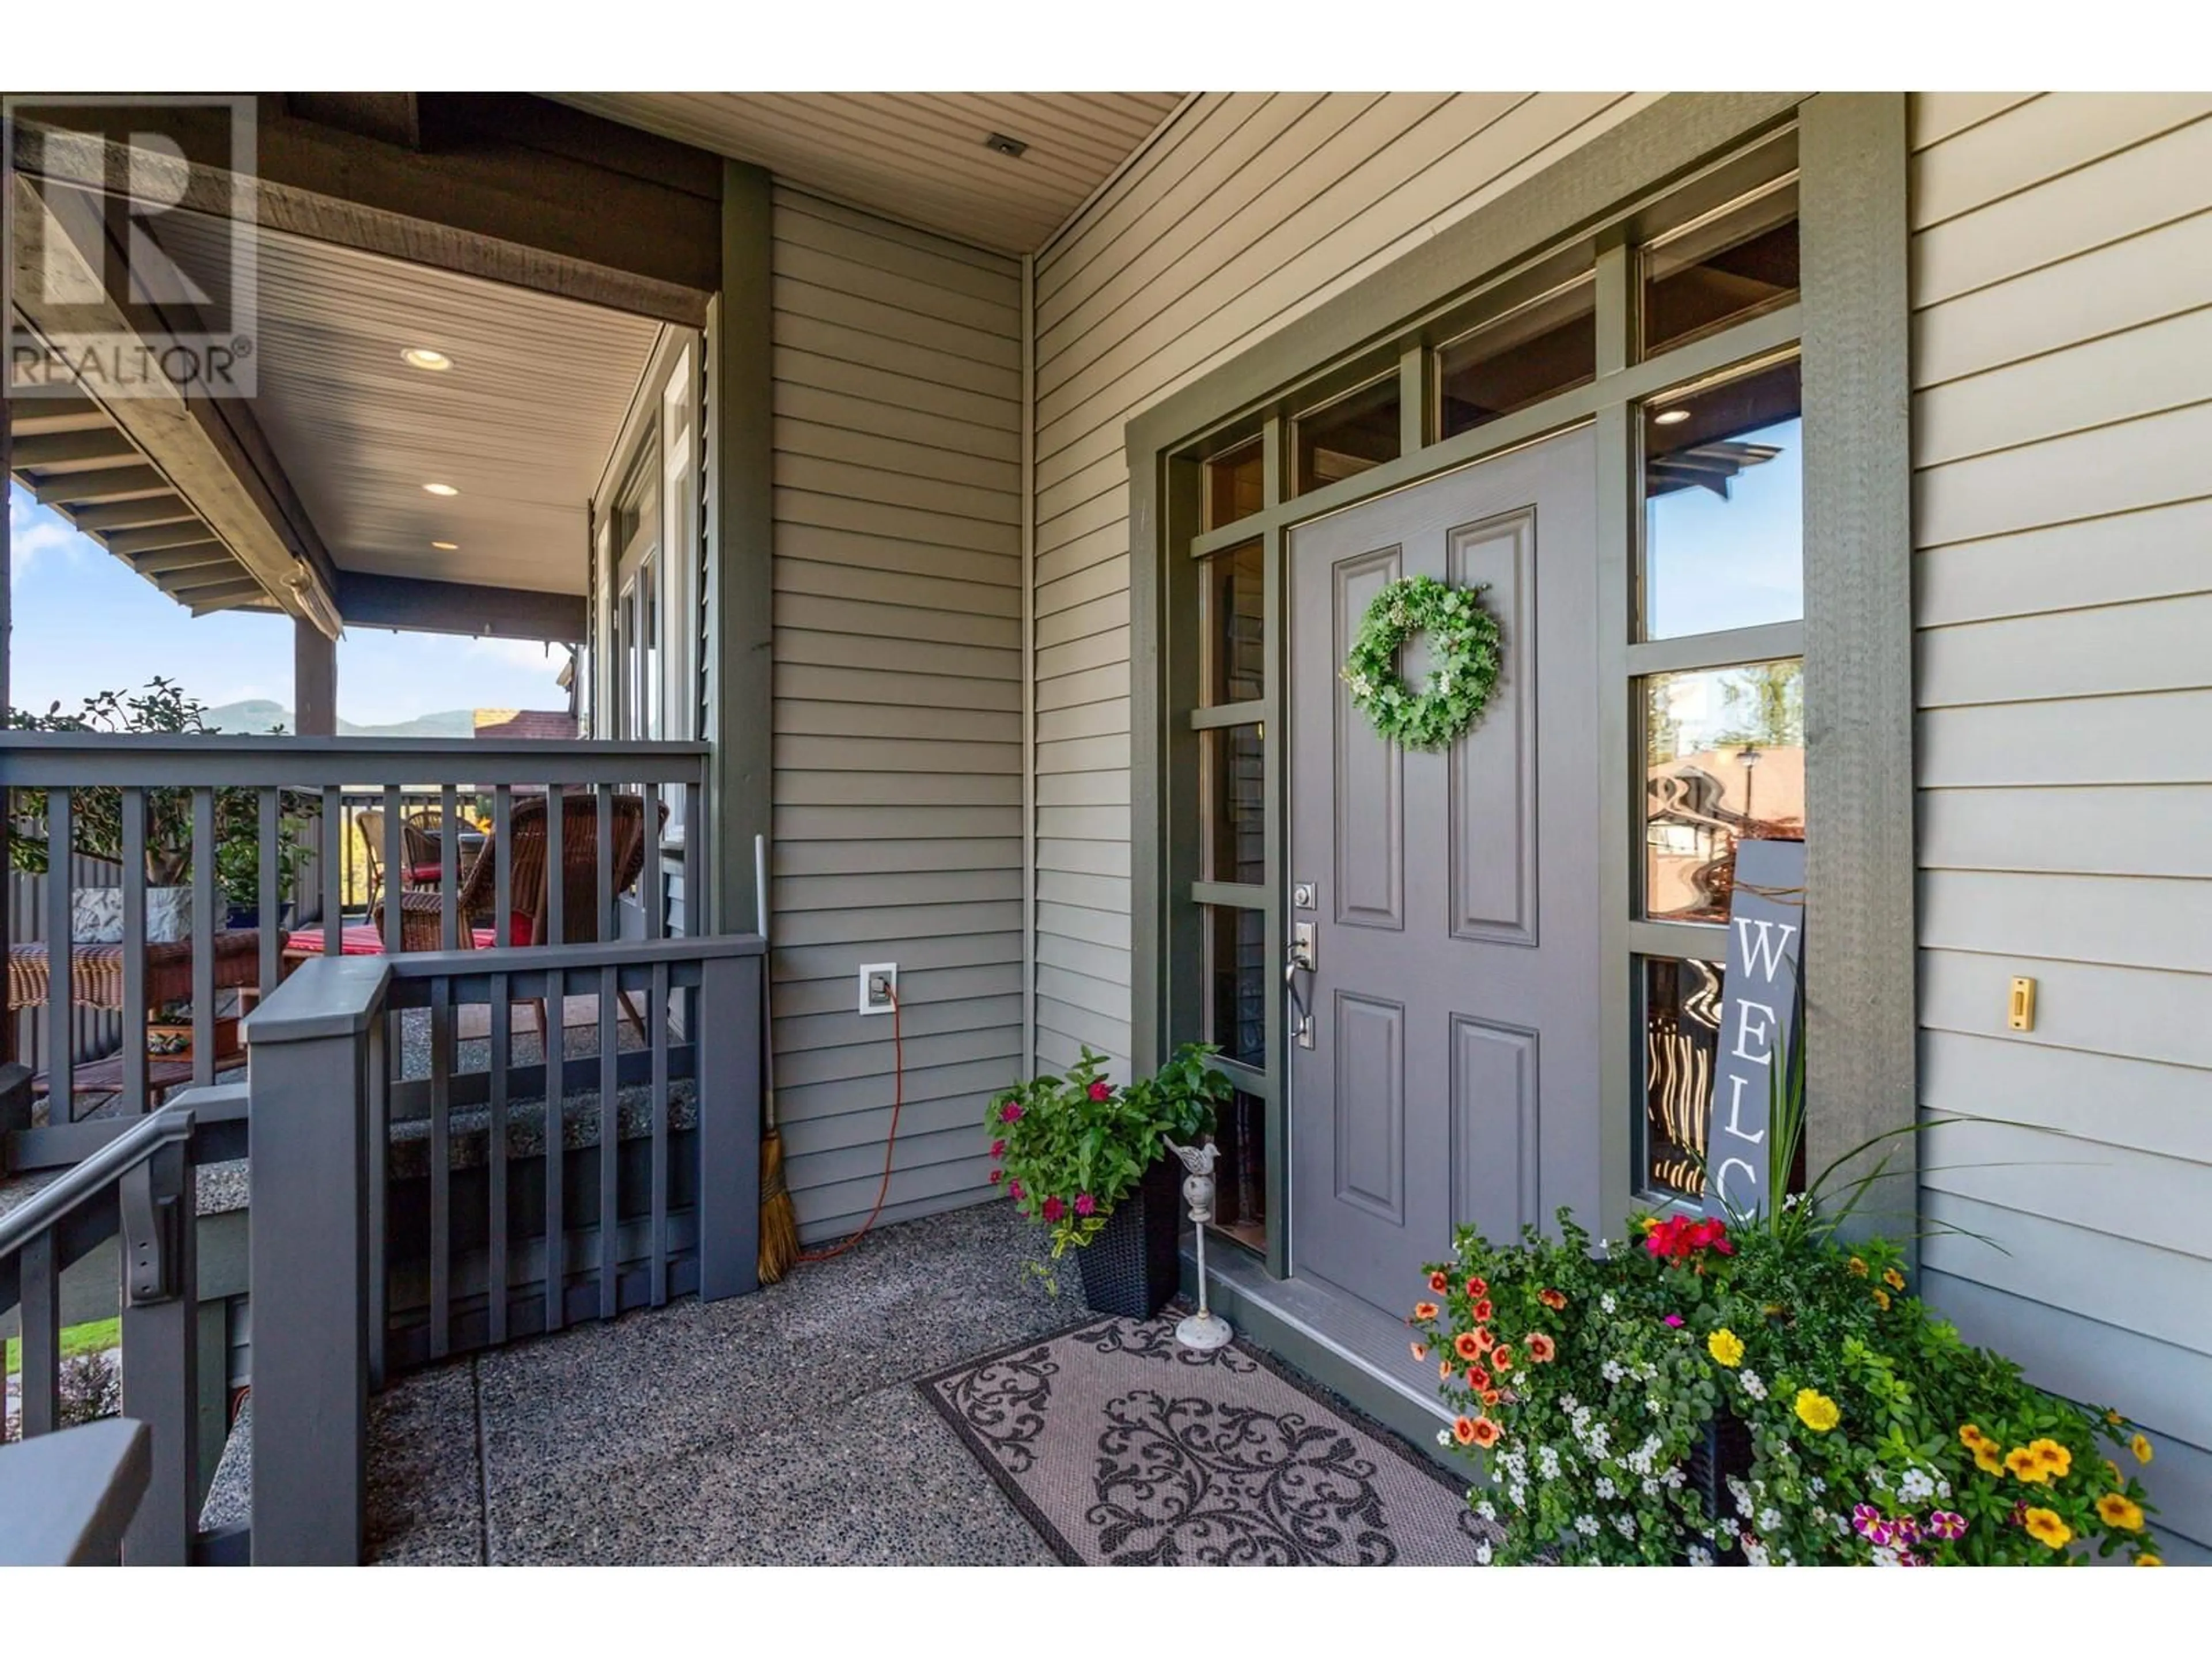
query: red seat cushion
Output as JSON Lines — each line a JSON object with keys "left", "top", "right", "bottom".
{"left": 286, "top": 923, "right": 498, "bottom": 956}
{"left": 407, "top": 863, "right": 444, "bottom": 882}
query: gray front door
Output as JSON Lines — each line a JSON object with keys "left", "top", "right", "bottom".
{"left": 1288, "top": 429, "right": 1600, "bottom": 1321}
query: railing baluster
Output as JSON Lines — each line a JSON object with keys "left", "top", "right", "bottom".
{"left": 381, "top": 785, "right": 404, "bottom": 954}
{"left": 544, "top": 784, "right": 565, "bottom": 948}
{"left": 120, "top": 788, "right": 146, "bottom": 1116}
{"left": 321, "top": 785, "right": 343, "bottom": 956}
{"left": 488, "top": 971, "right": 510, "bottom": 1347}
{"left": 429, "top": 975, "right": 452, "bottom": 1360}
{"left": 543, "top": 964, "right": 564, "bottom": 1335}
{"left": 18, "top": 1229, "right": 62, "bottom": 1438}
{"left": 256, "top": 787, "right": 280, "bottom": 995}
{"left": 492, "top": 785, "right": 513, "bottom": 953}
{"left": 683, "top": 778, "right": 703, "bottom": 940}
{"left": 595, "top": 783, "right": 614, "bottom": 944}
{"left": 646, "top": 787, "right": 665, "bottom": 941}
{"left": 650, "top": 960, "right": 669, "bottom": 1306}
{"left": 45, "top": 786, "right": 72, "bottom": 1117}
{"left": 598, "top": 962, "right": 618, "bottom": 1319}
{"left": 440, "top": 783, "right": 459, "bottom": 950}
{"left": 190, "top": 787, "right": 215, "bottom": 1088}
{"left": 119, "top": 1137, "right": 197, "bottom": 1566}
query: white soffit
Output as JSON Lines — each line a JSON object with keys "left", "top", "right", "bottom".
{"left": 556, "top": 92, "right": 1186, "bottom": 254}
{"left": 157, "top": 211, "right": 662, "bottom": 599}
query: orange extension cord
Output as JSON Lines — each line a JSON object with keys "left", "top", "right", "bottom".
{"left": 797, "top": 984, "right": 905, "bottom": 1263}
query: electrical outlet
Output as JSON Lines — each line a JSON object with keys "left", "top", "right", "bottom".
{"left": 858, "top": 962, "right": 897, "bottom": 1016}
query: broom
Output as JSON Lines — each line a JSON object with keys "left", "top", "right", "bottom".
{"left": 754, "top": 832, "right": 800, "bottom": 1282}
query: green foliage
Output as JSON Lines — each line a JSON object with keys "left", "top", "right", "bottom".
{"left": 985, "top": 1044, "right": 1229, "bottom": 1260}
{"left": 6, "top": 677, "right": 313, "bottom": 906}
{"left": 1339, "top": 574, "right": 1503, "bottom": 752}
{"left": 1414, "top": 1212, "right": 2159, "bottom": 1565}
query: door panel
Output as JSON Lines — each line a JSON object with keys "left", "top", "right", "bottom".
{"left": 1289, "top": 429, "right": 1600, "bottom": 1324}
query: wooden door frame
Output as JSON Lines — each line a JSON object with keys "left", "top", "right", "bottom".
{"left": 1124, "top": 93, "right": 1914, "bottom": 1281}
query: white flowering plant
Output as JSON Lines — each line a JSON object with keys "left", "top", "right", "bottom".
{"left": 1407, "top": 1210, "right": 2162, "bottom": 1565}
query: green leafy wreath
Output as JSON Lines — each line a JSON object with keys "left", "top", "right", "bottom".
{"left": 1340, "top": 574, "right": 1503, "bottom": 751}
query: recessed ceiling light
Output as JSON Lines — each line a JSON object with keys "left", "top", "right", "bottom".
{"left": 423, "top": 482, "right": 459, "bottom": 497}
{"left": 431, "top": 540, "right": 459, "bottom": 551}
{"left": 1653, "top": 408, "right": 1692, "bottom": 426}
{"left": 402, "top": 347, "right": 453, "bottom": 372}
{"left": 983, "top": 132, "right": 1028, "bottom": 158}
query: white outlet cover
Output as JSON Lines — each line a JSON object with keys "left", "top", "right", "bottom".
{"left": 858, "top": 961, "right": 897, "bottom": 1016}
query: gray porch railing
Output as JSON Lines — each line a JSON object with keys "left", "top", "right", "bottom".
{"left": 247, "top": 933, "right": 762, "bottom": 1563}
{"left": 0, "top": 734, "right": 711, "bottom": 1166}
{"left": 0, "top": 1092, "right": 202, "bottom": 1563}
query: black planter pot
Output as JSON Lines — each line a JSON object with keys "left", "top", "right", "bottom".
{"left": 1073, "top": 1157, "right": 1183, "bottom": 1320}
{"left": 1680, "top": 1410, "right": 1757, "bottom": 1565}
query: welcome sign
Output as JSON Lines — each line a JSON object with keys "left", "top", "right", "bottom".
{"left": 1702, "top": 837, "right": 1806, "bottom": 1219}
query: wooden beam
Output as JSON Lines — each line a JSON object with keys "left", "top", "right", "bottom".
{"left": 331, "top": 569, "right": 584, "bottom": 642}
{"left": 179, "top": 578, "right": 274, "bottom": 612}
{"left": 9, "top": 173, "right": 329, "bottom": 622}
{"left": 104, "top": 522, "right": 223, "bottom": 557}
{"left": 31, "top": 464, "right": 169, "bottom": 506}
{"left": 6, "top": 396, "right": 106, "bottom": 435}
{"left": 7, "top": 429, "right": 142, "bottom": 470}
{"left": 13, "top": 100, "right": 717, "bottom": 327}
{"left": 129, "top": 543, "right": 234, "bottom": 577}
{"left": 67, "top": 496, "right": 198, "bottom": 533}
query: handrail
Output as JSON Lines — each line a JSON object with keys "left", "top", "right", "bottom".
{"left": 0, "top": 732, "right": 710, "bottom": 787}
{"left": 0, "top": 1103, "right": 195, "bottom": 1259}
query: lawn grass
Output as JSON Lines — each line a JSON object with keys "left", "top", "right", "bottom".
{"left": 5, "top": 1316, "right": 122, "bottom": 1377}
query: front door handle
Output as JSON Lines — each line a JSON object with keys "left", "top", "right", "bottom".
{"left": 1286, "top": 922, "right": 1316, "bottom": 1049}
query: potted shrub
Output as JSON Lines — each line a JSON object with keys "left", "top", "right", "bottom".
{"left": 1406, "top": 1069, "right": 2164, "bottom": 1565}
{"left": 986, "top": 1043, "right": 1230, "bottom": 1319}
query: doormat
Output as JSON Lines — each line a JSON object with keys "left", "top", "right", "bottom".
{"left": 919, "top": 1312, "right": 1499, "bottom": 1566}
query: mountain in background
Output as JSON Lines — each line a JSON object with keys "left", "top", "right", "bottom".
{"left": 204, "top": 700, "right": 482, "bottom": 739}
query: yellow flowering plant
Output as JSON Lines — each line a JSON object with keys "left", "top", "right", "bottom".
{"left": 1411, "top": 1210, "right": 2161, "bottom": 1565}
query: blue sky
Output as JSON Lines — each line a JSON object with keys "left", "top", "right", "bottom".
{"left": 9, "top": 485, "right": 569, "bottom": 725}
{"left": 1643, "top": 416, "right": 1804, "bottom": 639}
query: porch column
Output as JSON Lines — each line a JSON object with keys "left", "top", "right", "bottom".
{"left": 293, "top": 616, "right": 336, "bottom": 736}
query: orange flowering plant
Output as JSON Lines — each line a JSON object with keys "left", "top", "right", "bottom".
{"left": 1411, "top": 1210, "right": 2160, "bottom": 1565}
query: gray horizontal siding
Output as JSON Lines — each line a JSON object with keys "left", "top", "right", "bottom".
{"left": 1910, "top": 93, "right": 2212, "bottom": 1555}
{"left": 770, "top": 185, "right": 1025, "bottom": 1242}
{"left": 1026, "top": 92, "right": 1656, "bottom": 1075}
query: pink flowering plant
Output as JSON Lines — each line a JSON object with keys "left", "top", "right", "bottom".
{"left": 986, "top": 1043, "right": 1227, "bottom": 1259}
{"left": 1410, "top": 1054, "right": 2161, "bottom": 1565}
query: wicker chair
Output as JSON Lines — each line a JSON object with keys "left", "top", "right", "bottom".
{"left": 374, "top": 790, "right": 667, "bottom": 1039}
{"left": 400, "top": 806, "right": 452, "bottom": 891}
{"left": 354, "top": 808, "right": 389, "bottom": 916}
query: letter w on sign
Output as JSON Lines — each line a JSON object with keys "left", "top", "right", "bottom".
{"left": 1702, "top": 838, "right": 1806, "bottom": 1221}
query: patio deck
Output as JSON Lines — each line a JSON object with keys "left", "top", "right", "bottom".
{"left": 245, "top": 1202, "right": 1076, "bottom": 1565}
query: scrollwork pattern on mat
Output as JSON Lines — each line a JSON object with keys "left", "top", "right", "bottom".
{"left": 936, "top": 1346, "right": 1059, "bottom": 1474}
{"left": 1084, "top": 1388, "right": 1395, "bottom": 1565}
{"left": 1076, "top": 1316, "right": 1259, "bottom": 1373}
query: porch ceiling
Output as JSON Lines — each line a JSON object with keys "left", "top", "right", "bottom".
{"left": 151, "top": 212, "right": 662, "bottom": 600}
{"left": 555, "top": 93, "right": 1187, "bottom": 254}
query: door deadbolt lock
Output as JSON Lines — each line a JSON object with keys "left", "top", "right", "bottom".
{"left": 1293, "top": 881, "right": 1317, "bottom": 911}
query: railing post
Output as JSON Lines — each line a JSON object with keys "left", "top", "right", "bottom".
{"left": 243, "top": 955, "right": 391, "bottom": 1566}
{"left": 118, "top": 1134, "right": 198, "bottom": 1565}
{"left": 696, "top": 945, "right": 762, "bottom": 1301}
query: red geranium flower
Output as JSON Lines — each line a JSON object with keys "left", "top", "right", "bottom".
{"left": 1466, "top": 1276, "right": 1488, "bottom": 1298}
{"left": 1074, "top": 1192, "right": 1096, "bottom": 1217}
{"left": 1466, "top": 1365, "right": 1491, "bottom": 1391}
{"left": 1007, "top": 1180, "right": 1025, "bottom": 1200}
{"left": 990, "top": 1139, "right": 1006, "bottom": 1158}
{"left": 1041, "top": 1196, "right": 1066, "bottom": 1222}
{"left": 1087, "top": 1079, "right": 1112, "bottom": 1103}
{"left": 990, "top": 1169, "right": 1003, "bottom": 1184}
{"left": 1471, "top": 1298, "right": 1494, "bottom": 1322}
{"left": 1427, "top": 1270, "right": 1450, "bottom": 1294}
{"left": 1000, "top": 1101, "right": 1024, "bottom": 1123}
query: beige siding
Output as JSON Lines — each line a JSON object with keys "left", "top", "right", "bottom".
{"left": 1027, "top": 90, "right": 1659, "bottom": 1074}
{"left": 770, "top": 187, "right": 1025, "bottom": 1240}
{"left": 1910, "top": 92, "right": 2212, "bottom": 1563}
